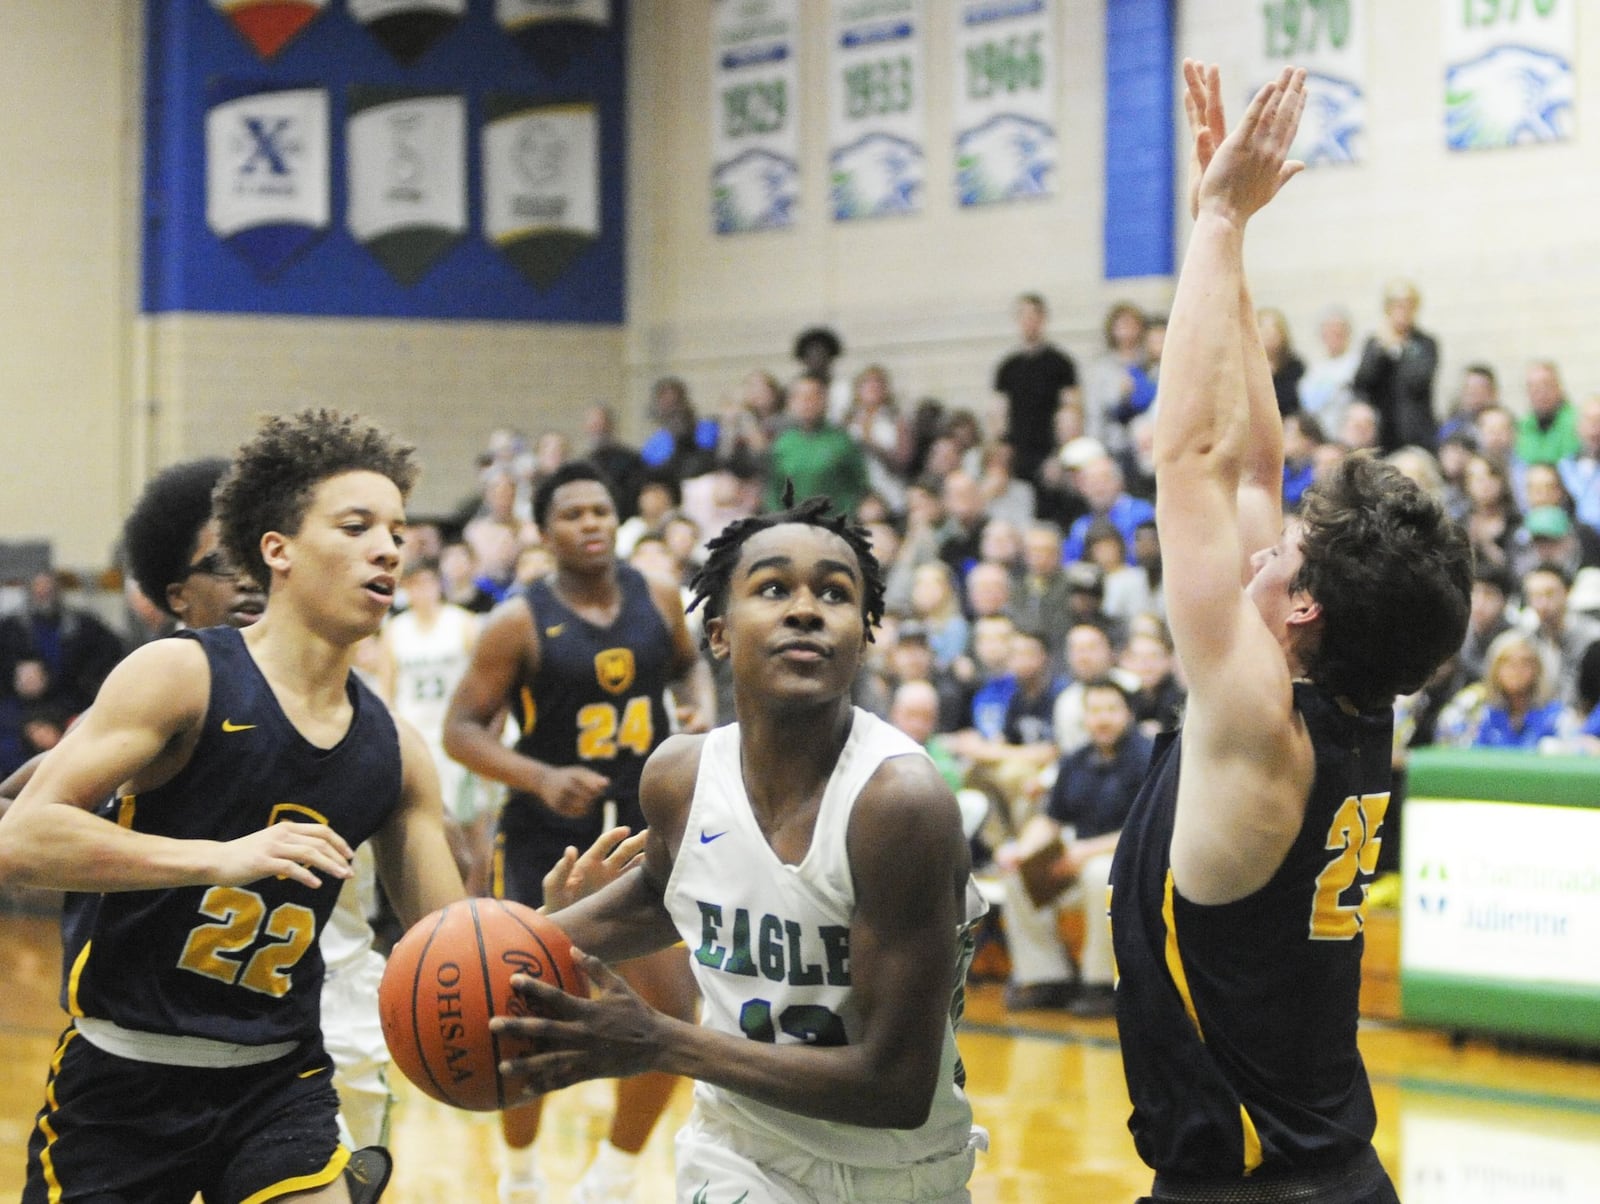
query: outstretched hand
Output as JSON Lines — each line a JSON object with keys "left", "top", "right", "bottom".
{"left": 539, "top": 825, "right": 646, "bottom": 913}
{"left": 1188, "top": 60, "right": 1306, "bottom": 225}
{"left": 494, "top": 952, "right": 665, "bottom": 1099}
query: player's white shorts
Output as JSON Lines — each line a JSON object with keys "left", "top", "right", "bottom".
{"left": 674, "top": 1107, "right": 986, "bottom": 1203}
{"left": 321, "top": 948, "right": 392, "bottom": 1149}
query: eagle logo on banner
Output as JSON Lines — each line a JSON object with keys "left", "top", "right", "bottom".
{"left": 347, "top": 87, "right": 467, "bottom": 284}
{"left": 482, "top": 96, "right": 599, "bottom": 289}
{"left": 594, "top": 648, "right": 635, "bottom": 696}
{"left": 496, "top": 0, "right": 610, "bottom": 74}
{"left": 210, "top": 0, "right": 328, "bottom": 61}
{"left": 349, "top": 0, "right": 466, "bottom": 67}
{"left": 205, "top": 81, "right": 330, "bottom": 279}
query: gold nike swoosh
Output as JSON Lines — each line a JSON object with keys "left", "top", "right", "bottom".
{"left": 545, "top": 624, "right": 564, "bottom": 638}
{"left": 221, "top": 719, "right": 257, "bottom": 733}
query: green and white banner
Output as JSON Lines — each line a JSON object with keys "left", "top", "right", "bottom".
{"left": 952, "top": 0, "right": 1056, "bottom": 207}
{"left": 712, "top": 0, "right": 801, "bottom": 234}
{"left": 347, "top": 89, "right": 467, "bottom": 284}
{"left": 828, "top": 0, "right": 926, "bottom": 221}
{"left": 1251, "top": 0, "right": 1367, "bottom": 166}
{"left": 1444, "top": 0, "right": 1574, "bottom": 151}
{"left": 483, "top": 98, "right": 599, "bottom": 288}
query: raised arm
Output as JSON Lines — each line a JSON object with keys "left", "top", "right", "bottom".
{"left": 0, "top": 640, "right": 352, "bottom": 892}
{"left": 502, "top": 752, "right": 971, "bottom": 1129}
{"left": 1155, "top": 64, "right": 1316, "bottom": 904}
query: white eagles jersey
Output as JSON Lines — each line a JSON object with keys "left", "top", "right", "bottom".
{"left": 663, "top": 708, "right": 987, "bottom": 1170}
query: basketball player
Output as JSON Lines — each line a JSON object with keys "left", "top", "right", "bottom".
{"left": 443, "top": 460, "right": 709, "bottom": 1204}
{"left": 384, "top": 556, "right": 494, "bottom": 893}
{"left": 1, "top": 456, "right": 404, "bottom": 1165}
{"left": 1105, "top": 66, "right": 1470, "bottom": 1201}
{"left": 495, "top": 494, "right": 989, "bottom": 1203}
{"left": 0, "top": 411, "right": 467, "bottom": 1203}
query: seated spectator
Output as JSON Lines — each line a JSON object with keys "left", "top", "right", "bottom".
{"left": 1257, "top": 306, "right": 1304, "bottom": 416}
{"left": 1014, "top": 522, "right": 1074, "bottom": 660}
{"left": 1121, "top": 621, "right": 1184, "bottom": 736}
{"left": 1033, "top": 408, "right": 1093, "bottom": 531}
{"left": 615, "top": 469, "right": 682, "bottom": 559}
{"left": 1281, "top": 412, "right": 1324, "bottom": 509}
{"left": 1463, "top": 453, "right": 1520, "bottom": 573}
{"left": 1337, "top": 400, "right": 1382, "bottom": 452}
{"left": 880, "top": 621, "right": 968, "bottom": 735}
{"left": 977, "top": 519, "right": 1025, "bottom": 586}
{"left": 1436, "top": 629, "right": 1564, "bottom": 749}
{"left": 1062, "top": 455, "right": 1154, "bottom": 564}
{"left": 1460, "top": 561, "right": 1514, "bottom": 684}
{"left": 660, "top": 513, "right": 704, "bottom": 584}
{"left": 963, "top": 561, "right": 1013, "bottom": 623}
{"left": 961, "top": 614, "right": 1020, "bottom": 740}
{"left": 1084, "top": 520, "right": 1148, "bottom": 631}
{"left": 881, "top": 475, "right": 944, "bottom": 615}
{"left": 1512, "top": 500, "right": 1600, "bottom": 583}
{"left": 1519, "top": 562, "right": 1600, "bottom": 703}
{"left": 438, "top": 540, "right": 497, "bottom": 613}
{"left": 1565, "top": 640, "right": 1600, "bottom": 752}
{"left": 936, "top": 470, "right": 989, "bottom": 580}
{"left": 976, "top": 442, "right": 1036, "bottom": 531}
{"left": 717, "top": 368, "right": 788, "bottom": 478}
{"left": 1436, "top": 433, "right": 1475, "bottom": 523}
{"left": 1052, "top": 622, "right": 1139, "bottom": 755}
{"left": 1115, "top": 412, "right": 1158, "bottom": 503}
{"left": 1385, "top": 445, "right": 1448, "bottom": 507}
{"left": 994, "top": 677, "right": 1153, "bottom": 1014}
{"left": 908, "top": 561, "right": 970, "bottom": 674}
{"left": 946, "top": 628, "right": 1064, "bottom": 771}
{"left": 680, "top": 466, "right": 760, "bottom": 552}
{"left": 1297, "top": 304, "right": 1359, "bottom": 433}
{"left": 1436, "top": 362, "right": 1499, "bottom": 447}
{"left": 579, "top": 404, "right": 645, "bottom": 519}
{"left": 888, "top": 678, "right": 966, "bottom": 794}
{"left": 1557, "top": 394, "right": 1600, "bottom": 533}
{"left": 1516, "top": 360, "right": 1581, "bottom": 466}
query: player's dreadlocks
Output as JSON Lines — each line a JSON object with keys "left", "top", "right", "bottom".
{"left": 688, "top": 488, "right": 886, "bottom": 648}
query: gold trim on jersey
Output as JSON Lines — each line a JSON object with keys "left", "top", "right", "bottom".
{"left": 115, "top": 796, "right": 136, "bottom": 829}
{"left": 267, "top": 802, "right": 330, "bottom": 826}
{"left": 36, "top": 1025, "right": 79, "bottom": 1203}
{"left": 520, "top": 686, "right": 537, "bottom": 735}
{"left": 65, "top": 942, "right": 92, "bottom": 1018}
{"left": 239, "top": 1144, "right": 350, "bottom": 1204}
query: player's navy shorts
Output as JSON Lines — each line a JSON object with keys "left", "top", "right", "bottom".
{"left": 24, "top": 1025, "right": 346, "bottom": 1204}
{"left": 494, "top": 794, "right": 646, "bottom": 908}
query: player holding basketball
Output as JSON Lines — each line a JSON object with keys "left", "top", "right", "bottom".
{"left": 0, "top": 410, "right": 466, "bottom": 1203}
{"left": 497, "top": 493, "right": 989, "bottom": 1203}
{"left": 443, "top": 460, "right": 709, "bottom": 1204}
{"left": 1105, "top": 66, "right": 1470, "bottom": 1202}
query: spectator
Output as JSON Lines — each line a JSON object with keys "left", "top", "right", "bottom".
{"left": 765, "top": 374, "right": 870, "bottom": 516}
{"left": 1436, "top": 363, "right": 1499, "bottom": 447}
{"left": 1085, "top": 302, "right": 1155, "bottom": 451}
{"left": 1557, "top": 394, "right": 1600, "bottom": 533}
{"left": 962, "top": 614, "right": 1020, "bottom": 739}
{"left": 1115, "top": 412, "right": 1159, "bottom": 503}
{"left": 995, "top": 677, "right": 1153, "bottom": 1015}
{"left": 1353, "top": 277, "right": 1440, "bottom": 452}
{"left": 1519, "top": 562, "right": 1600, "bottom": 704}
{"left": 888, "top": 678, "right": 966, "bottom": 792}
{"left": 977, "top": 442, "right": 1037, "bottom": 531}
{"left": 1034, "top": 419, "right": 1095, "bottom": 531}
{"left": 640, "top": 376, "right": 718, "bottom": 480}
{"left": 792, "top": 325, "right": 850, "bottom": 419}
{"left": 1014, "top": 522, "right": 1075, "bottom": 660}
{"left": 1051, "top": 622, "right": 1139, "bottom": 755}
{"left": 1256, "top": 307, "right": 1304, "bottom": 416}
{"left": 881, "top": 623, "right": 968, "bottom": 735}
{"left": 977, "top": 518, "right": 1025, "bottom": 584}
{"left": 616, "top": 469, "right": 683, "bottom": 559}
{"left": 1436, "top": 433, "right": 1475, "bottom": 522}
{"left": 579, "top": 404, "right": 645, "bottom": 519}
{"left": 1337, "top": 400, "right": 1381, "bottom": 452}
{"left": 1282, "top": 412, "right": 1324, "bottom": 509}
{"left": 438, "top": 540, "right": 497, "bottom": 613}
{"left": 0, "top": 572, "right": 125, "bottom": 717}
{"left": 908, "top": 561, "right": 970, "bottom": 673}
{"left": 1297, "top": 305, "right": 1359, "bottom": 432}
{"left": 1463, "top": 453, "right": 1519, "bottom": 572}
{"left": 964, "top": 560, "right": 1014, "bottom": 625}
{"left": 1062, "top": 455, "right": 1155, "bottom": 565}
{"left": 993, "top": 293, "right": 1081, "bottom": 483}
{"left": 1459, "top": 561, "right": 1514, "bottom": 684}
{"left": 1516, "top": 360, "right": 1581, "bottom": 466}
{"left": 842, "top": 363, "right": 913, "bottom": 513}
{"left": 1436, "top": 629, "right": 1564, "bottom": 749}
{"left": 1512, "top": 472, "right": 1600, "bottom": 580}
{"left": 1121, "top": 622, "right": 1185, "bottom": 736}
{"left": 935, "top": 470, "right": 989, "bottom": 580}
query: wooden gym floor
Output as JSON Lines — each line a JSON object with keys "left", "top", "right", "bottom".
{"left": 4, "top": 904, "right": 1600, "bottom": 1202}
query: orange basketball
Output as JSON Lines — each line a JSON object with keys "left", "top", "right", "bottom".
{"left": 378, "top": 898, "right": 587, "bottom": 1112}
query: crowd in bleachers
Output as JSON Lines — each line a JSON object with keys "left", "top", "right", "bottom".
{"left": 6, "top": 287, "right": 1600, "bottom": 879}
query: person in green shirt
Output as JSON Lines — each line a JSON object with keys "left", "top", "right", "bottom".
{"left": 766, "top": 374, "right": 870, "bottom": 515}
{"left": 1516, "top": 359, "right": 1582, "bottom": 465}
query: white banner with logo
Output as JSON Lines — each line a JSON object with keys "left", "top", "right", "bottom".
{"left": 348, "top": 94, "right": 466, "bottom": 244}
{"left": 206, "top": 87, "right": 330, "bottom": 238}
{"left": 483, "top": 102, "right": 599, "bottom": 244}
{"left": 952, "top": 0, "right": 1056, "bottom": 207}
{"left": 1250, "top": 0, "right": 1367, "bottom": 166}
{"left": 828, "top": 0, "right": 926, "bottom": 221}
{"left": 712, "top": 0, "right": 801, "bottom": 234}
{"left": 1402, "top": 800, "right": 1600, "bottom": 987}
{"left": 1444, "top": 0, "right": 1574, "bottom": 151}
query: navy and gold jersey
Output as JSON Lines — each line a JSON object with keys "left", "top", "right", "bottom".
{"left": 501, "top": 564, "right": 674, "bottom": 839}
{"left": 1109, "top": 682, "right": 1393, "bottom": 1179}
{"left": 58, "top": 625, "right": 401, "bottom": 1046}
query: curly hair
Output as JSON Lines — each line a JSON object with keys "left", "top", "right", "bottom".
{"left": 687, "top": 489, "right": 885, "bottom": 650}
{"left": 1291, "top": 454, "right": 1473, "bottom": 707}
{"left": 214, "top": 409, "right": 419, "bottom": 591}
{"left": 121, "top": 457, "right": 231, "bottom": 617}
